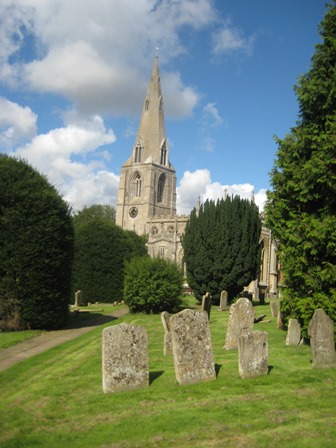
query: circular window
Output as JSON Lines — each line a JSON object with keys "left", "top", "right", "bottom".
{"left": 129, "top": 207, "right": 138, "bottom": 218}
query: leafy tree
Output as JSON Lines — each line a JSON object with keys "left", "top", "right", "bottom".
{"left": 0, "top": 155, "right": 74, "bottom": 330}
{"left": 73, "top": 204, "right": 115, "bottom": 226}
{"left": 123, "top": 257, "right": 183, "bottom": 314}
{"left": 265, "top": 2, "right": 336, "bottom": 339}
{"left": 183, "top": 196, "right": 261, "bottom": 304}
{"left": 72, "top": 214, "right": 147, "bottom": 303}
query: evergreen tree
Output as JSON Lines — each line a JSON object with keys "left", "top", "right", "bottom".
{"left": 0, "top": 155, "right": 74, "bottom": 330}
{"left": 183, "top": 196, "right": 261, "bottom": 304}
{"left": 265, "top": 1, "right": 336, "bottom": 338}
{"left": 72, "top": 213, "right": 147, "bottom": 303}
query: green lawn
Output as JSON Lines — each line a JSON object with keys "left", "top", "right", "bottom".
{"left": 0, "top": 299, "right": 335, "bottom": 447}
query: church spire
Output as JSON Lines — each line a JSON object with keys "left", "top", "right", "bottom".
{"left": 134, "top": 55, "right": 169, "bottom": 166}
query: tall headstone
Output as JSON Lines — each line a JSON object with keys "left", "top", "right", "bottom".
{"left": 285, "top": 318, "right": 301, "bottom": 346}
{"left": 219, "top": 290, "right": 229, "bottom": 311}
{"left": 161, "top": 311, "right": 172, "bottom": 355}
{"left": 277, "top": 307, "right": 285, "bottom": 330}
{"left": 201, "top": 292, "right": 212, "bottom": 320}
{"left": 170, "top": 309, "right": 216, "bottom": 385}
{"left": 308, "top": 309, "right": 336, "bottom": 369}
{"left": 74, "top": 290, "right": 82, "bottom": 307}
{"left": 270, "top": 301, "right": 279, "bottom": 318}
{"left": 102, "top": 323, "right": 149, "bottom": 393}
{"left": 238, "top": 331, "right": 268, "bottom": 379}
{"left": 224, "top": 298, "right": 255, "bottom": 350}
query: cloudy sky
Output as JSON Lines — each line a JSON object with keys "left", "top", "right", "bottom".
{"left": 0, "top": 0, "right": 326, "bottom": 214}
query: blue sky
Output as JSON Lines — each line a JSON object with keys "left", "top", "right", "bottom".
{"left": 0, "top": 0, "right": 326, "bottom": 214}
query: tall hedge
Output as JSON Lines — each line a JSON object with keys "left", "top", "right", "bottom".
{"left": 71, "top": 215, "right": 147, "bottom": 303}
{"left": 0, "top": 155, "right": 74, "bottom": 330}
{"left": 183, "top": 196, "right": 261, "bottom": 304}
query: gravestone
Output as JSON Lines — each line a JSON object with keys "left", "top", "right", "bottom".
{"left": 224, "top": 298, "right": 255, "bottom": 350}
{"left": 285, "top": 318, "right": 301, "bottom": 346}
{"left": 308, "top": 309, "right": 336, "bottom": 369}
{"left": 270, "top": 301, "right": 279, "bottom": 318}
{"left": 74, "top": 290, "right": 82, "bottom": 307}
{"left": 277, "top": 309, "right": 285, "bottom": 330}
{"left": 202, "top": 292, "right": 212, "bottom": 320}
{"left": 170, "top": 309, "right": 216, "bottom": 385}
{"left": 102, "top": 323, "right": 149, "bottom": 393}
{"left": 219, "top": 290, "right": 229, "bottom": 311}
{"left": 238, "top": 331, "right": 268, "bottom": 379}
{"left": 161, "top": 311, "right": 172, "bottom": 355}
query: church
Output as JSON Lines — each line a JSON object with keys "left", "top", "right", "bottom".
{"left": 116, "top": 55, "right": 280, "bottom": 300}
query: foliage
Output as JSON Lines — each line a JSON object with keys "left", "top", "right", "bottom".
{"left": 183, "top": 196, "right": 261, "bottom": 304}
{"left": 0, "top": 154, "right": 74, "bottom": 330}
{"left": 72, "top": 216, "right": 147, "bottom": 303}
{"left": 123, "top": 256, "right": 183, "bottom": 314}
{"left": 72, "top": 204, "right": 115, "bottom": 226}
{"left": 265, "top": 2, "right": 336, "bottom": 337}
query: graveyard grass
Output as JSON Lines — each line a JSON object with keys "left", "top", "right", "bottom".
{"left": 1, "top": 298, "right": 335, "bottom": 448}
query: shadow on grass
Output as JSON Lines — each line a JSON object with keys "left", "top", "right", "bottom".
{"left": 149, "top": 370, "right": 164, "bottom": 384}
{"left": 215, "top": 363, "right": 222, "bottom": 377}
{"left": 64, "top": 312, "right": 120, "bottom": 330}
{"left": 268, "top": 365, "right": 274, "bottom": 374}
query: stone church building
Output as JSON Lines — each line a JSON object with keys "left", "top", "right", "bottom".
{"left": 116, "top": 56, "right": 280, "bottom": 299}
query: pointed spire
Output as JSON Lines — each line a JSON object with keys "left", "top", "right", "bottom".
{"left": 134, "top": 54, "right": 168, "bottom": 165}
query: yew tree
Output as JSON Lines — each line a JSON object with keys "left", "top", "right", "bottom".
{"left": 183, "top": 196, "right": 261, "bottom": 304}
{"left": 265, "top": 1, "right": 336, "bottom": 338}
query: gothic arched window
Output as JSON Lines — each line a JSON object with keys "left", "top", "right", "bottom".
{"left": 157, "top": 173, "right": 166, "bottom": 203}
{"left": 145, "top": 97, "right": 150, "bottom": 111}
{"left": 131, "top": 171, "right": 142, "bottom": 197}
{"left": 160, "top": 141, "right": 167, "bottom": 165}
{"left": 134, "top": 142, "right": 143, "bottom": 163}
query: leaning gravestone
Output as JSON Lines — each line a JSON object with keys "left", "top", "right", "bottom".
{"left": 238, "top": 331, "right": 268, "bottom": 379}
{"left": 308, "top": 309, "right": 336, "bottom": 369}
{"left": 170, "top": 309, "right": 216, "bottom": 385}
{"left": 270, "top": 301, "right": 279, "bottom": 318}
{"left": 219, "top": 290, "right": 229, "bottom": 311}
{"left": 74, "top": 290, "right": 82, "bottom": 307}
{"left": 202, "top": 292, "right": 212, "bottom": 320}
{"left": 285, "top": 318, "right": 301, "bottom": 346}
{"left": 224, "top": 298, "right": 255, "bottom": 350}
{"left": 102, "top": 323, "right": 149, "bottom": 393}
{"left": 161, "top": 311, "right": 172, "bottom": 355}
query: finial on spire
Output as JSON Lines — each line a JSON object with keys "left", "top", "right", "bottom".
{"left": 155, "top": 46, "right": 160, "bottom": 58}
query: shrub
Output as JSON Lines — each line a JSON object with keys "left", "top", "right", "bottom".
{"left": 0, "top": 155, "right": 74, "bottom": 330}
{"left": 123, "top": 257, "right": 184, "bottom": 314}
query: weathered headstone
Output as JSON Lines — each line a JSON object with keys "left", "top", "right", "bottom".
{"left": 270, "top": 301, "right": 279, "bottom": 318}
{"left": 219, "top": 290, "right": 229, "bottom": 311}
{"left": 74, "top": 290, "right": 82, "bottom": 307}
{"left": 277, "top": 309, "right": 285, "bottom": 330}
{"left": 161, "top": 311, "right": 172, "bottom": 355}
{"left": 308, "top": 309, "right": 336, "bottom": 369}
{"left": 224, "top": 298, "right": 255, "bottom": 350}
{"left": 102, "top": 323, "right": 149, "bottom": 393}
{"left": 238, "top": 331, "right": 268, "bottom": 379}
{"left": 285, "top": 318, "right": 301, "bottom": 346}
{"left": 170, "top": 309, "right": 216, "bottom": 385}
{"left": 202, "top": 292, "right": 212, "bottom": 320}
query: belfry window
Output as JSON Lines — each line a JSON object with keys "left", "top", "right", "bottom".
{"left": 131, "top": 171, "right": 142, "bottom": 197}
{"left": 157, "top": 173, "right": 166, "bottom": 203}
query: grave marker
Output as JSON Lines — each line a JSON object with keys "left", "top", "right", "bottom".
{"left": 224, "top": 298, "right": 255, "bottom": 350}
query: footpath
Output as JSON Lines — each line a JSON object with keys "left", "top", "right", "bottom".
{"left": 0, "top": 307, "right": 128, "bottom": 373}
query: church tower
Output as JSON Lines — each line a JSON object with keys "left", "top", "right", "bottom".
{"left": 116, "top": 55, "right": 177, "bottom": 235}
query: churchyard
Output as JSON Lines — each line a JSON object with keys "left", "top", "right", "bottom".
{"left": 0, "top": 297, "right": 335, "bottom": 447}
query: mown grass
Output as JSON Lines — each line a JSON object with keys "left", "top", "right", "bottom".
{"left": 0, "top": 298, "right": 335, "bottom": 447}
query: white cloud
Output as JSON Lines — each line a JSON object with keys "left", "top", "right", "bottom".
{"left": 1, "top": 0, "right": 214, "bottom": 118}
{"left": 203, "top": 102, "right": 223, "bottom": 127}
{"left": 212, "top": 22, "right": 255, "bottom": 56}
{"left": 9, "top": 115, "right": 118, "bottom": 211}
{"left": 177, "top": 169, "right": 266, "bottom": 215}
{"left": 0, "top": 98, "right": 37, "bottom": 148}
